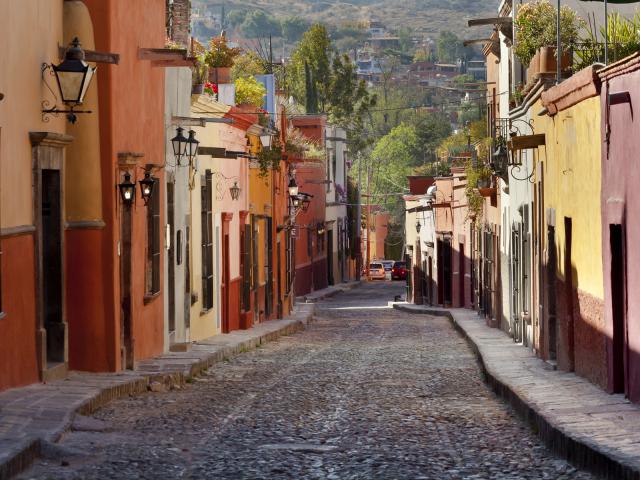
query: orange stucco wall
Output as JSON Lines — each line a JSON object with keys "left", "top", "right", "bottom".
{"left": 82, "top": 0, "right": 166, "bottom": 367}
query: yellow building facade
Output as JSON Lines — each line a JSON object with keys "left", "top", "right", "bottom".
{"left": 534, "top": 89, "right": 605, "bottom": 387}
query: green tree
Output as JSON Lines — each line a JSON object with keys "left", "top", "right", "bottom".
{"left": 437, "top": 30, "right": 464, "bottom": 63}
{"left": 287, "top": 23, "right": 332, "bottom": 110}
{"left": 240, "top": 10, "right": 281, "bottom": 38}
{"left": 397, "top": 27, "right": 413, "bottom": 54}
{"left": 231, "top": 51, "right": 267, "bottom": 80}
{"left": 370, "top": 123, "right": 420, "bottom": 196}
{"left": 327, "top": 54, "right": 377, "bottom": 153}
{"left": 413, "top": 112, "right": 452, "bottom": 159}
{"left": 281, "top": 16, "right": 309, "bottom": 43}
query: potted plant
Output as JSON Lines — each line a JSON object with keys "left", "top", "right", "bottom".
{"left": 515, "top": 0, "right": 582, "bottom": 76}
{"left": 204, "top": 82, "right": 218, "bottom": 99}
{"left": 191, "top": 56, "right": 209, "bottom": 95}
{"left": 205, "top": 36, "right": 242, "bottom": 84}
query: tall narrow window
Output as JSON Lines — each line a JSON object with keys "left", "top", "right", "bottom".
{"left": 201, "top": 171, "right": 214, "bottom": 310}
{"left": 146, "top": 177, "right": 161, "bottom": 296}
{"left": 285, "top": 230, "right": 292, "bottom": 295}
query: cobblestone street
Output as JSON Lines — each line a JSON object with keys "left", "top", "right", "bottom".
{"left": 20, "top": 283, "right": 596, "bottom": 480}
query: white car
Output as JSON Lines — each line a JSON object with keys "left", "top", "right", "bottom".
{"left": 368, "top": 263, "right": 386, "bottom": 280}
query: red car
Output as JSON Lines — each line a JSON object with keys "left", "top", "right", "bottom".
{"left": 391, "top": 261, "right": 407, "bottom": 280}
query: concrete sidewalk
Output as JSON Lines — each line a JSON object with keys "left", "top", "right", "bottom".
{"left": 394, "top": 303, "right": 640, "bottom": 480}
{"left": 0, "top": 304, "right": 315, "bottom": 480}
{"left": 296, "top": 280, "right": 362, "bottom": 303}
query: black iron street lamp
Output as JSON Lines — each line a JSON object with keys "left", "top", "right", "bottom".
{"left": 288, "top": 177, "right": 299, "bottom": 197}
{"left": 229, "top": 181, "right": 241, "bottom": 200}
{"left": 139, "top": 171, "right": 155, "bottom": 205}
{"left": 186, "top": 129, "right": 199, "bottom": 167}
{"left": 42, "top": 37, "right": 96, "bottom": 123}
{"left": 118, "top": 172, "right": 136, "bottom": 205}
{"left": 299, "top": 192, "right": 312, "bottom": 212}
{"left": 171, "top": 127, "right": 188, "bottom": 166}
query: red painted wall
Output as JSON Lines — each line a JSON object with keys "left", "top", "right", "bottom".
{"left": 229, "top": 277, "right": 241, "bottom": 331}
{"left": 0, "top": 234, "right": 39, "bottom": 390}
{"left": 600, "top": 65, "right": 640, "bottom": 402}
{"left": 66, "top": 228, "right": 111, "bottom": 371}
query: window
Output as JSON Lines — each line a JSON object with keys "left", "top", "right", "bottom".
{"left": 285, "top": 230, "right": 292, "bottom": 295}
{"left": 146, "top": 177, "right": 161, "bottom": 296}
{"left": 201, "top": 171, "right": 214, "bottom": 310}
{"left": 307, "top": 227, "right": 313, "bottom": 257}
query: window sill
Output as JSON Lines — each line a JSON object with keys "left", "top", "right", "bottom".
{"left": 200, "top": 308, "right": 213, "bottom": 317}
{"left": 143, "top": 291, "right": 161, "bottom": 305}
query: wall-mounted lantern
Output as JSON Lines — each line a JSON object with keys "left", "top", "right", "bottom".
{"left": 297, "top": 192, "right": 313, "bottom": 213}
{"left": 171, "top": 127, "right": 188, "bottom": 166}
{"left": 260, "top": 134, "right": 272, "bottom": 148}
{"left": 42, "top": 37, "right": 96, "bottom": 124}
{"left": 139, "top": 171, "right": 155, "bottom": 205}
{"left": 118, "top": 172, "right": 136, "bottom": 205}
{"left": 229, "top": 181, "right": 241, "bottom": 200}
{"left": 415, "top": 220, "right": 422, "bottom": 233}
{"left": 291, "top": 195, "right": 301, "bottom": 208}
{"left": 317, "top": 223, "right": 326, "bottom": 235}
{"left": 288, "top": 177, "right": 299, "bottom": 197}
{"left": 186, "top": 129, "right": 199, "bottom": 167}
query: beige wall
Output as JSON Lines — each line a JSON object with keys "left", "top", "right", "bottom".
{"left": 0, "top": 1, "right": 66, "bottom": 229}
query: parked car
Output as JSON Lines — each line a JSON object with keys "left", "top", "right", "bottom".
{"left": 381, "top": 260, "right": 394, "bottom": 272}
{"left": 391, "top": 261, "right": 407, "bottom": 280}
{"left": 368, "top": 262, "right": 386, "bottom": 280}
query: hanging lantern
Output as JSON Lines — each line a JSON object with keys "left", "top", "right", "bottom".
{"left": 53, "top": 37, "right": 96, "bottom": 106}
{"left": 186, "top": 129, "right": 199, "bottom": 166}
{"left": 171, "top": 127, "right": 188, "bottom": 166}
{"left": 139, "top": 171, "right": 155, "bottom": 205}
{"left": 118, "top": 172, "right": 135, "bottom": 205}
{"left": 288, "top": 177, "right": 299, "bottom": 197}
{"left": 416, "top": 220, "right": 422, "bottom": 233}
{"left": 229, "top": 181, "right": 241, "bottom": 200}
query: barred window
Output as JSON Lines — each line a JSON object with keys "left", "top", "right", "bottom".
{"left": 146, "top": 177, "right": 161, "bottom": 296}
{"left": 201, "top": 171, "right": 214, "bottom": 310}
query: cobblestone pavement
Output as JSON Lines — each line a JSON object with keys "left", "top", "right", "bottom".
{"left": 19, "top": 282, "right": 596, "bottom": 480}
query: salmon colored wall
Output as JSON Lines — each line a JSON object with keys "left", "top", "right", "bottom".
{"left": 0, "top": 1, "right": 64, "bottom": 390}
{"left": 434, "top": 177, "right": 454, "bottom": 233}
{"left": 0, "top": 234, "right": 39, "bottom": 390}
{"left": 0, "top": 1, "right": 65, "bottom": 229}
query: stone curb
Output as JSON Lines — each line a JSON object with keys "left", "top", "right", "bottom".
{"left": 296, "top": 280, "right": 362, "bottom": 304}
{"left": 0, "top": 305, "right": 315, "bottom": 480}
{"left": 393, "top": 303, "right": 640, "bottom": 480}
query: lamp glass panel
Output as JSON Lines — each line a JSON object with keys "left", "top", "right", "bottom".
{"left": 56, "top": 70, "right": 85, "bottom": 104}
{"left": 77, "top": 66, "right": 96, "bottom": 104}
{"left": 288, "top": 185, "right": 299, "bottom": 196}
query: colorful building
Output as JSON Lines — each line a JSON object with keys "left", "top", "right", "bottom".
{"left": 0, "top": 0, "right": 69, "bottom": 388}
{"left": 597, "top": 55, "right": 640, "bottom": 402}
{"left": 535, "top": 67, "right": 606, "bottom": 384}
